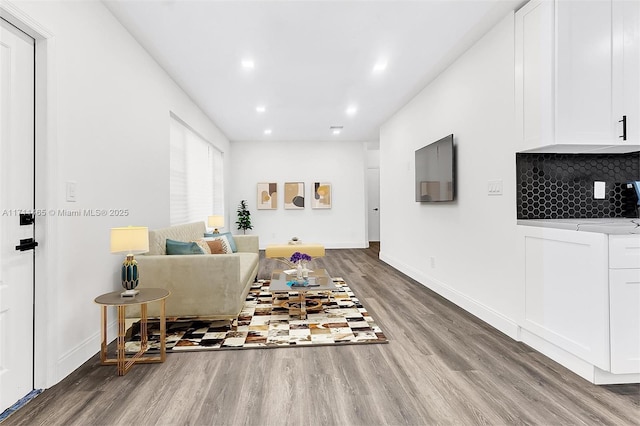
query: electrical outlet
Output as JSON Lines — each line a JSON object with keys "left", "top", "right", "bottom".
{"left": 594, "top": 181, "right": 606, "bottom": 199}
{"left": 488, "top": 180, "right": 503, "bottom": 196}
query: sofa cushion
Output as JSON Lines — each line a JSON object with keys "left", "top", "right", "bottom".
{"left": 166, "top": 239, "right": 205, "bottom": 255}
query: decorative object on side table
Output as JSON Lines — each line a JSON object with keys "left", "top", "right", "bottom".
{"left": 236, "top": 200, "right": 253, "bottom": 234}
{"left": 110, "top": 226, "right": 149, "bottom": 297}
{"left": 288, "top": 236, "right": 300, "bottom": 245}
{"left": 208, "top": 215, "right": 224, "bottom": 234}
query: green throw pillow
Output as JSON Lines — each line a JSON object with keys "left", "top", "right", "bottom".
{"left": 166, "top": 239, "right": 205, "bottom": 255}
{"left": 204, "top": 232, "right": 237, "bottom": 252}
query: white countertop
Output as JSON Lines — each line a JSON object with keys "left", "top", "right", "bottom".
{"left": 517, "top": 218, "right": 640, "bottom": 235}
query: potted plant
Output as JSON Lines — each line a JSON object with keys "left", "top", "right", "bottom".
{"left": 236, "top": 200, "right": 253, "bottom": 234}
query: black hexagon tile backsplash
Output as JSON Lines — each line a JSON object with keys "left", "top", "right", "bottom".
{"left": 516, "top": 152, "right": 640, "bottom": 219}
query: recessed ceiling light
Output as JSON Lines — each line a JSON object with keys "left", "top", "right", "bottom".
{"left": 332, "top": 129, "right": 341, "bottom": 135}
{"left": 256, "top": 105, "right": 266, "bottom": 113}
{"left": 330, "top": 126, "right": 343, "bottom": 135}
{"left": 264, "top": 129, "right": 272, "bottom": 135}
{"left": 242, "top": 60, "right": 255, "bottom": 69}
{"left": 372, "top": 60, "right": 387, "bottom": 73}
{"left": 346, "top": 106, "right": 358, "bottom": 115}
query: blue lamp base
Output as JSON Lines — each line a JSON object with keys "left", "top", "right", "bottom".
{"left": 121, "top": 255, "right": 140, "bottom": 297}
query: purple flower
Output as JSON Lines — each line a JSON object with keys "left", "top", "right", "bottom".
{"left": 290, "top": 251, "right": 312, "bottom": 263}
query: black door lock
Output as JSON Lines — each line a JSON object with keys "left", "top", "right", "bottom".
{"left": 15, "top": 238, "right": 38, "bottom": 251}
{"left": 19, "top": 213, "right": 35, "bottom": 226}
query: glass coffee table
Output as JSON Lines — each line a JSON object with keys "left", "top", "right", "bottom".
{"left": 269, "top": 269, "right": 336, "bottom": 319}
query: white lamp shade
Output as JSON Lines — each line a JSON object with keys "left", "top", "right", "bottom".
{"left": 110, "top": 226, "right": 149, "bottom": 254}
{"left": 208, "top": 215, "right": 225, "bottom": 228}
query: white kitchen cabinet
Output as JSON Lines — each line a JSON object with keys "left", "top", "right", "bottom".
{"left": 515, "top": 0, "right": 640, "bottom": 152}
{"left": 515, "top": 0, "right": 555, "bottom": 151}
{"left": 612, "top": 0, "right": 640, "bottom": 146}
{"left": 520, "top": 227, "right": 610, "bottom": 369}
{"left": 609, "top": 269, "right": 640, "bottom": 374}
{"left": 608, "top": 234, "right": 640, "bottom": 374}
{"left": 519, "top": 226, "right": 640, "bottom": 383}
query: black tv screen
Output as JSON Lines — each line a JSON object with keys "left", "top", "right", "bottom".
{"left": 415, "top": 134, "right": 455, "bottom": 202}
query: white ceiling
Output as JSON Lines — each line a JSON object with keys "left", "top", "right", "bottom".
{"left": 103, "top": 0, "right": 522, "bottom": 142}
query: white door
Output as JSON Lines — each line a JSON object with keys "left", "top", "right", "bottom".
{"left": 0, "top": 19, "right": 36, "bottom": 413}
{"left": 367, "top": 168, "right": 380, "bottom": 242}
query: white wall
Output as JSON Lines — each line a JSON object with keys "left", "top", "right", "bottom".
{"left": 229, "top": 141, "right": 367, "bottom": 248}
{"left": 379, "top": 13, "right": 520, "bottom": 337}
{"left": 7, "top": 0, "right": 230, "bottom": 387}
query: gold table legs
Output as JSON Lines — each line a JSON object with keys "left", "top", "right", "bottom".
{"left": 99, "top": 299, "right": 166, "bottom": 376}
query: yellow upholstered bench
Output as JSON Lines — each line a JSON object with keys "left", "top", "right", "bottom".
{"left": 265, "top": 243, "right": 325, "bottom": 258}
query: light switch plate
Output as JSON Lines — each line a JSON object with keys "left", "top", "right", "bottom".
{"left": 594, "top": 181, "right": 605, "bottom": 199}
{"left": 488, "top": 179, "right": 503, "bottom": 196}
{"left": 66, "top": 181, "right": 77, "bottom": 202}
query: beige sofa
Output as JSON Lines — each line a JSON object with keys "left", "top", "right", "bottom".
{"left": 129, "top": 222, "right": 259, "bottom": 319}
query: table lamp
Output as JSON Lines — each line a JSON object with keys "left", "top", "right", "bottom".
{"left": 208, "top": 215, "right": 224, "bottom": 234}
{"left": 110, "top": 226, "right": 149, "bottom": 297}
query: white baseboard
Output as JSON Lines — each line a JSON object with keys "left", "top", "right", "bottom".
{"left": 593, "top": 367, "right": 640, "bottom": 385}
{"left": 521, "top": 329, "right": 640, "bottom": 384}
{"left": 55, "top": 319, "right": 117, "bottom": 384}
{"left": 519, "top": 328, "right": 597, "bottom": 382}
{"left": 379, "top": 251, "right": 519, "bottom": 340}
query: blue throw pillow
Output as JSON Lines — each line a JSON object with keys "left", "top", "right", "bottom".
{"left": 166, "top": 239, "right": 204, "bottom": 255}
{"left": 204, "top": 232, "right": 237, "bottom": 252}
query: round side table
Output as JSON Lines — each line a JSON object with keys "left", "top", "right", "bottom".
{"left": 94, "top": 288, "right": 170, "bottom": 376}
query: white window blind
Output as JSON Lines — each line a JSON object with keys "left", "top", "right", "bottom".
{"left": 170, "top": 116, "right": 224, "bottom": 226}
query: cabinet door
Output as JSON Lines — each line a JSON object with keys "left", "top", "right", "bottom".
{"left": 521, "top": 227, "right": 610, "bottom": 369}
{"left": 612, "top": 0, "right": 640, "bottom": 145}
{"left": 610, "top": 269, "right": 640, "bottom": 374}
{"left": 556, "top": 0, "right": 615, "bottom": 145}
{"left": 609, "top": 234, "right": 640, "bottom": 269}
{"left": 515, "top": 0, "right": 555, "bottom": 151}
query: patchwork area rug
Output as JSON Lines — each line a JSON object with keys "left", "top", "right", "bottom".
{"left": 125, "top": 277, "right": 387, "bottom": 352}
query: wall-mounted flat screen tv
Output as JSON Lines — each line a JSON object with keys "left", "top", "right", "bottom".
{"left": 415, "top": 134, "right": 455, "bottom": 202}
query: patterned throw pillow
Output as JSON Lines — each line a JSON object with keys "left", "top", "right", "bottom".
{"left": 193, "top": 239, "right": 212, "bottom": 254}
{"left": 204, "top": 232, "right": 237, "bottom": 252}
{"left": 204, "top": 235, "right": 232, "bottom": 254}
{"left": 206, "top": 239, "right": 225, "bottom": 254}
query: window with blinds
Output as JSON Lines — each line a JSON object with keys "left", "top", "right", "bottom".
{"left": 170, "top": 116, "right": 224, "bottom": 226}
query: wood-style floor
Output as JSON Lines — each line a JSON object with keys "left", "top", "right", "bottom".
{"left": 4, "top": 245, "right": 639, "bottom": 425}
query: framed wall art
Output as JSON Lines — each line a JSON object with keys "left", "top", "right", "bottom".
{"left": 284, "top": 182, "right": 305, "bottom": 209}
{"left": 257, "top": 182, "right": 277, "bottom": 210}
{"left": 312, "top": 182, "right": 332, "bottom": 209}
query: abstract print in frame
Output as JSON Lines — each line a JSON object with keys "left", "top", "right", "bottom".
{"left": 312, "top": 182, "right": 332, "bottom": 209}
{"left": 284, "top": 182, "right": 305, "bottom": 209}
{"left": 257, "top": 182, "right": 277, "bottom": 210}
